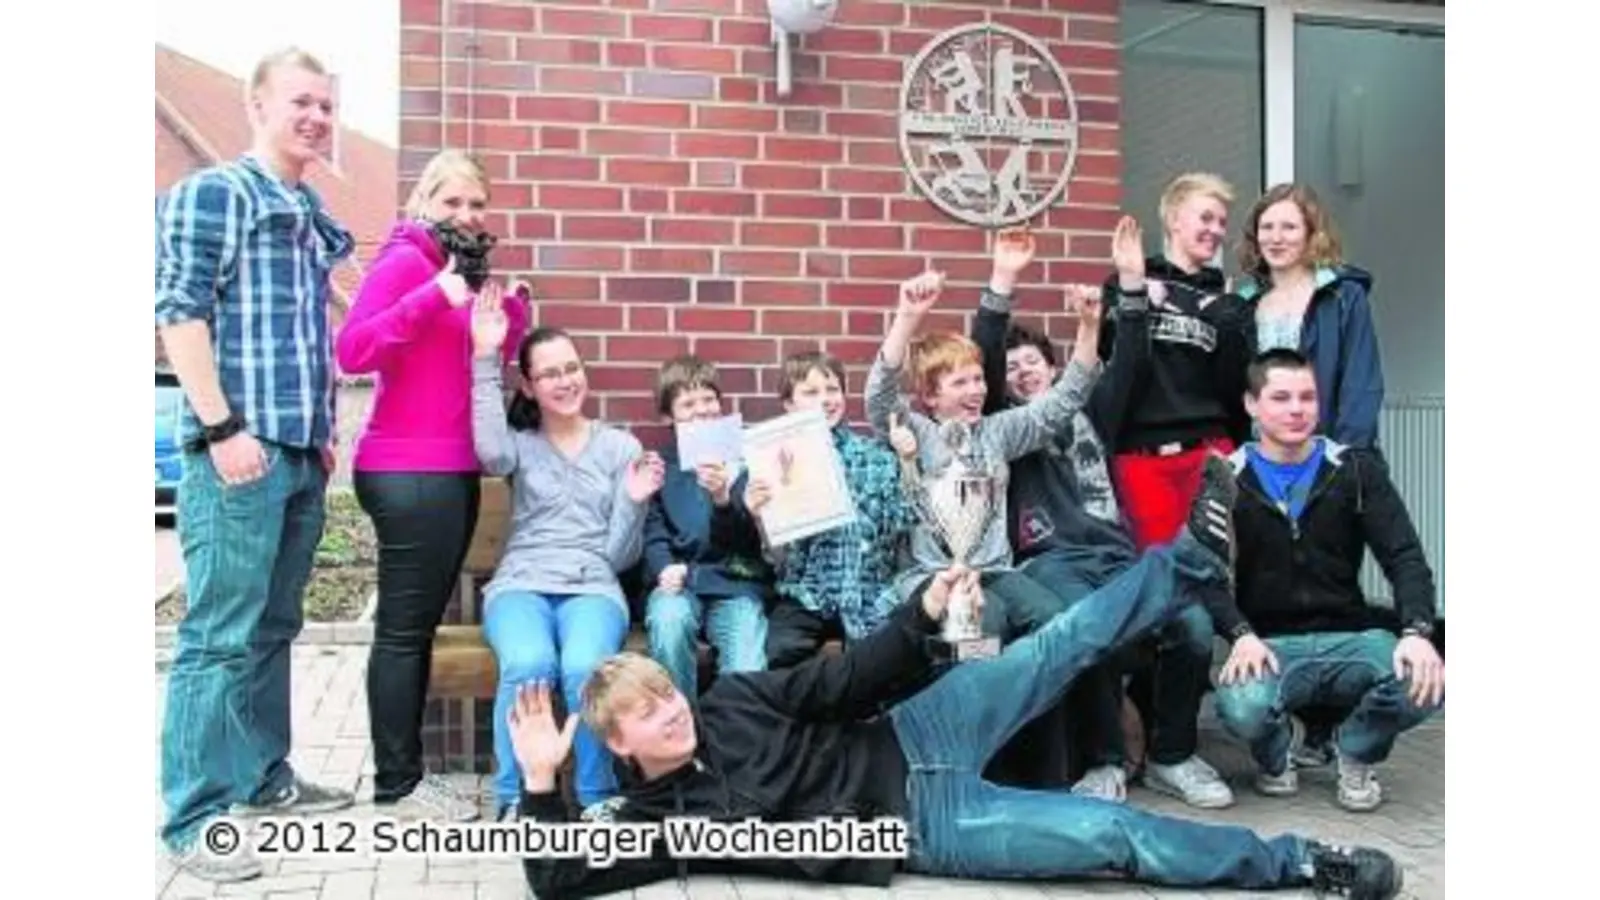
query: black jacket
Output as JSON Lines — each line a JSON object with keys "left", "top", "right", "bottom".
{"left": 1211, "top": 440, "right": 1437, "bottom": 642}
{"left": 521, "top": 600, "right": 947, "bottom": 899}
{"left": 971, "top": 289, "right": 1138, "bottom": 571}
{"left": 1095, "top": 258, "right": 1253, "bottom": 452}
{"left": 642, "top": 444, "right": 774, "bottom": 603}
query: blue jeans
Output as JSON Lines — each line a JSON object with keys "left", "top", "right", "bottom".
{"left": 483, "top": 590, "right": 629, "bottom": 809}
{"left": 1021, "top": 547, "right": 1216, "bottom": 767}
{"left": 160, "top": 444, "right": 326, "bottom": 852}
{"left": 644, "top": 589, "right": 768, "bottom": 702}
{"left": 890, "top": 535, "right": 1309, "bottom": 888}
{"left": 1213, "top": 629, "right": 1439, "bottom": 772}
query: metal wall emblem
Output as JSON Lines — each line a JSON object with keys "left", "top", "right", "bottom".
{"left": 898, "top": 22, "right": 1081, "bottom": 229}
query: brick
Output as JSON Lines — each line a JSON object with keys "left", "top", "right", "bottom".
{"left": 847, "top": 197, "right": 886, "bottom": 221}
{"left": 695, "top": 160, "right": 738, "bottom": 187}
{"left": 1068, "top": 233, "right": 1113, "bottom": 260}
{"left": 888, "top": 197, "right": 955, "bottom": 224}
{"left": 607, "top": 335, "right": 690, "bottom": 363}
{"left": 911, "top": 226, "right": 988, "bottom": 254}
{"left": 537, "top": 245, "right": 625, "bottom": 271}
{"left": 743, "top": 164, "right": 822, "bottom": 192}
{"left": 849, "top": 255, "right": 925, "bottom": 280}
{"left": 628, "top": 70, "right": 716, "bottom": 100}
{"left": 401, "top": 0, "right": 441, "bottom": 26}
{"left": 444, "top": 31, "right": 510, "bottom": 59}
{"left": 652, "top": 44, "right": 740, "bottom": 74}
{"left": 741, "top": 46, "right": 821, "bottom": 79}
{"left": 764, "top": 137, "right": 843, "bottom": 164}
{"left": 513, "top": 213, "right": 557, "bottom": 241}
{"left": 847, "top": 310, "right": 885, "bottom": 334}
{"left": 676, "top": 308, "right": 756, "bottom": 334}
{"left": 586, "top": 365, "right": 659, "bottom": 393}
{"left": 515, "top": 154, "right": 600, "bottom": 181}
{"left": 825, "top": 337, "right": 885, "bottom": 364}
{"left": 1079, "top": 99, "right": 1119, "bottom": 124}
{"left": 562, "top": 215, "right": 647, "bottom": 242}
{"left": 675, "top": 190, "right": 756, "bottom": 217}
{"left": 827, "top": 111, "right": 898, "bottom": 138}
{"left": 1055, "top": 43, "right": 1117, "bottom": 72}
{"left": 541, "top": 67, "right": 626, "bottom": 95}
{"left": 762, "top": 309, "right": 842, "bottom": 334}
{"left": 764, "top": 194, "right": 841, "bottom": 220}
{"left": 541, "top": 127, "right": 582, "bottom": 150}
{"left": 837, "top": 0, "right": 908, "bottom": 26}
{"left": 537, "top": 303, "right": 625, "bottom": 332}
{"left": 1044, "top": 260, "right": 1108, "bottom": 286}
{"left": 516, "top": 37, "right": 601, "bottom": 64}
{"left": 759, "top": 80, "right": 842, "bottom": 107}
{"left": 446, "top": 91, "right": 513, "bottom": 120}
{"left": 739, "top": 222, "right": 821, "bottom": 248}
{"left": 463, "top": 61, "right": 539, "bottom": 90}
{"left": 717, "top": 19, "right": 770, "bottom": 46}
{"left": 629, "top": 306, "right": 671, "bottom": 330}
{"left": 653, "top": 219, "right": 736, "bottom": 245}
{"left": 631, "top": 247, "right": 716, "bottom": 273}
{"left": 1068, "top": 16, "right": 1120, "bottom": 46}
{"left": 1070, "top": 70, "right": 1119, "bottom": 99}
{"left": 810, "top": 27, "right": 887, "bottom": 55}
{"left": 493, "top": 242, "right": 533, "bottom": 271}
{"left": 515, "top": 96, "right": 602, "bottom": 123}
{"left": 606, "top": 159, "right": 692, "bottom": 186}
{"left": 1074, "top": 152, "right": 1121, "bottom": 181}
{"left": 719, "top": 78, "right": 761, "bottom": 103}
{"left": 722, "top": 251, "right": 801, "bottom": 277}
{"left": 695, "top": 105, "right": 778, "bottom": 132}
{"left": 541, "top": 6, "right": 626, "bottom": 37}
{"left": 909, "top": 4, "right": 978, "bottom": 29}
{"left": 994, "top": 11, "right": 1067, "bottom": 40}
{"left": 742, "top": 280, "right": 823, "bottom": 307}
{"left": 676, "top": 133, "right": 761, "bottom": 159}
{"left": 607, "top": 41, "right": 648, "bottom": 67}
{"left": 694, "top": 337, "right": 779, "bottom": 365}
{"left": 823, "top": 56, "right": 903, "bottom": 83}
{"left": 586, "top": 128, "right": 673, "bottom": 157}
{"left": 1065, "top": 177, "right": 1119, "bottom": 207}
{"left": 827, "top": 282, "right": 897, "bottom": 308}
{"left": 843, "top": 83, "right": 900, "bottom": 111}
{"left": 606, "top": 100, "right": 693, "bottom": 129}
{"left": 825, "top": 168, "right": 904, "bottom": 193}
{"left": 401, "top": 28, "right": 442, "bottom": 57}
{"left": 399, "top": 89, "right": 441, "bottom": 117}
{"left": 630, "top": 188, "right": 671, "bottom": 212}
{"left": 782, "top": 109, "right": 823, "bottom": 133}
{"left": 609, "top": 277, "right": 692, "bottom": 304}
{"left": 400, "top": 119, "right": 441, "bottom": 148}
{"left": 653, "top": 0, "right": 740, "bottom": 12}
{"left": 827, "top": 224, "right": 904, "bottom": 251}
{"left": 630, "top": 14, "right": 713, "bottom": 41}
{"left": 848, "top": 140, "right": 901, "bottom": 167}
{"left": 697, "top": 279, "right": 736, "bottom": 305}
{"left": 539, "top": 184, "right": 625, "bottom": 211}
{"left": 452, "top": 2, "right": 534, "bottom": 31}
{"left": 604, "top": 395, "right": 659, "bottom": 422}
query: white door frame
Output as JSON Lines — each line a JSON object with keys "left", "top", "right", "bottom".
{"left": 1202, "top": 0, "right": 1446, "bottom": 185}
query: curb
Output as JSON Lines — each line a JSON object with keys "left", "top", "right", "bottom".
{"left": 154, "top": 589, "right": 379, "bottom": 649}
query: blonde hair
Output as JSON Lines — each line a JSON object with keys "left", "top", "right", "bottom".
{"left": 245, "top": 47, "right": 327, "bottom": 102}
{"left": 581, "top": 654, "right": 677, "bottom": 736}
{"left": 1158, "top": 172, "right": 1235, "bottom": 230}
{"left": 404, "top": 150, "right": 490, "bottom": 219}
{"left": 908, "top": 332, "right": 983, "bottom": 399}
{"left": 1235, "top": 182, "right": 1344, "bottom": 276}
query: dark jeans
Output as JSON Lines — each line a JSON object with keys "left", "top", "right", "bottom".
{"left": 889, "top": 535, "right": 1310, "bottom": 888}
{"left": 970, "top": 570, "right": 1077, "bottom": 790}
{"left": 354, "top": 471, "right": 480, "bottom": 804}
{"left": 1023, "top": 547, "right": 1214, "bottom": 767}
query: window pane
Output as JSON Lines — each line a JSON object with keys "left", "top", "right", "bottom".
{"left": 1119, "top": 0, "right": 1263, "bottom": 262}
{"left": 1293, "top": 19, "right": 1445, "bottom": 400}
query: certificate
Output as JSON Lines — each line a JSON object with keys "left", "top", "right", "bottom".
{"left": 742, "top": 408, "right": 858, "bottom": 547}
{"left": 675, "top": 414, "right": 744, "bottom": 471}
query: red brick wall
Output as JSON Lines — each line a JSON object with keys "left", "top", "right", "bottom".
{"left": 398, "top": 0, "right": 1122, "bottom": 446}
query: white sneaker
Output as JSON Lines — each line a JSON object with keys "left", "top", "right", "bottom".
{"left": 382, "top": 773, "right": 480, "bottom": 822}
{"left": 1255, "top": 715, "right": 1302, "bottom": 797}
{"left": 1070, "top": 765, "right": 1128, "bottom": 803}
{"left": 1335, "top": 752, "right": 1383, "bottom": 812}
{"left": 1146, "top": 756, "right": 1235, "bottom": 809}
{"left": 169, "top": 822, "right": 264, "bottom": 883}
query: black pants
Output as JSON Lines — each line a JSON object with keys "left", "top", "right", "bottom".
{"left": 972, "top": 570, "right": 1077, "bottom": 789}
{"left": 354, "top": 471, "right": 480, "bottom": 803}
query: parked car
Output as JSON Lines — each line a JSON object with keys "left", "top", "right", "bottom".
{"left": 155, "top": 368, "right": 184, "bottom": 520}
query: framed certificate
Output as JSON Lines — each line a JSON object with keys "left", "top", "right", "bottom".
{"left": 742, "top": 408, "right": 858, "bottom": 547}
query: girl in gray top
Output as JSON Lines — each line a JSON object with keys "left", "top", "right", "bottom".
{"left": 470, "top": 297, "right": 665, "bottom": 818}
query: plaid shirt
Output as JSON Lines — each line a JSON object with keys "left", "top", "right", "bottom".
{"left": 775, "top": 425, "right": 916, "bottom": 641}
{"left": 154, "top": 155, "right": 353, "bottom": 449}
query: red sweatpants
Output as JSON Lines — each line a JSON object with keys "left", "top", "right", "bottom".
{"left": 1112, "top": 438, "right": 1235, "bottom": 551}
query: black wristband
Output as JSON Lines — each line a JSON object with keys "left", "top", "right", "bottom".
{"left": 193, "top": 412, "right": 246, "bottom": 450}
{"left": 1402, "top": 622, "right": 1434, "bottom": 640}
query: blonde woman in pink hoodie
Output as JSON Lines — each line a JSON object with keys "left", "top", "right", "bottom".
{"left": 336, "top": 150, "right": 529, "bottom": 821}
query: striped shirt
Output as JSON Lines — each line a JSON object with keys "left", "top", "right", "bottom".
{"left": 154, "top": 155, "right": 354, "bottom": 449}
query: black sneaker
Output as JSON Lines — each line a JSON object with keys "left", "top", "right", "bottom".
{"left": 1308, "top": 842, "right": 1403, "bottom": 899}
{"left": 1183, "top": 453, "right": 1238, "bottom": 578}
{"left": 229, "top": 777, "right": 355, "bottom": 817}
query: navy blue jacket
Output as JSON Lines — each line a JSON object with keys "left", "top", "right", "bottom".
{"left": 1237, "top": 265, "right": 1385, "bottom": 450}
{"left": 642, "top": 443, "right": 774, "bottom": 603}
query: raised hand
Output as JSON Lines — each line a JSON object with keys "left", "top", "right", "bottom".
{"left": 897, "top": 270, "right": 946, "bottom": 319}
{"left": 695, "top": 462, "right": 732, "bottom": 507}
{"left": 1111, "top": 216, "right": 1147, "bottom": 289}
{"left": 990, "top": 228, "right": 1036, "bottom": 292}
{"left": 507, "top": 682, "right": 580, "bottom": 787}
{"left": 470, "top": 289, "right": 509, "bottom": 359}
{"left": 744, "top": 477, "right": 774, "bottom": 514}
{"left": 1065, "top": 283, "right": 1103, "bottom": 320}
{"left": 437, "top": 256, "right": 470, "bottom": 307}
{"left": 888, "top": 412, "right": 918, "bottom": 461}
{"left": 625, "top": 451, "right": 667, "bottom": 503}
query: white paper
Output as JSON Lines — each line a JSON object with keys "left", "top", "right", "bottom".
{"left": 675, "top": 414, "right": 745, "bottom": 471}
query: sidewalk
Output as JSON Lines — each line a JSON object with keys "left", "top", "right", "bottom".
{"left": 154, "top": 645, "right": 1444, "bottom": 899}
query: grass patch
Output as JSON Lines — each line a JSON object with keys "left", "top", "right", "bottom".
{"left": 155, "top": 489, "right": 377, "bottom": 626}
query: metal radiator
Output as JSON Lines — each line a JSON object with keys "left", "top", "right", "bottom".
{"left": 1359, "top": 397, "right": 1446, "bottom": 617}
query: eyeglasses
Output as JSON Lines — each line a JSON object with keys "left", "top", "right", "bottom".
{"left": 532, "top": 361, "right": 585, "bottom": 384}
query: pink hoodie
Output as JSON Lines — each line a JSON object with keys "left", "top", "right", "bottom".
{"left": 337, "top": 221, "right": 530, "bottom": 473}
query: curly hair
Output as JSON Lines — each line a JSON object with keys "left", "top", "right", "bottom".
{"left": 1236, "top": 183, "right": 1344, "bottom": 276}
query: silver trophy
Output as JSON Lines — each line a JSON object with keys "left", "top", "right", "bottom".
{"left": 902, "top": 420, "right": 1002, "bottom": 660}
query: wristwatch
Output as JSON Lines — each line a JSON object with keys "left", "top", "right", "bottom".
{"left": 1228, "top": 622, "right": 1254, "bottom": 642}
{"left": 1401, "top": 621, "right": 1435, "bottom": 640}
